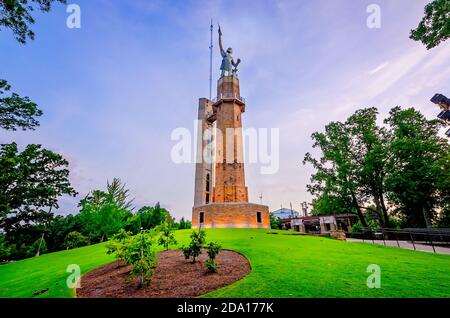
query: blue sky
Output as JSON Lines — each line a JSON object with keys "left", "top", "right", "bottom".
{"left": 1, "top": 0, "right": 449, "bottom": 220}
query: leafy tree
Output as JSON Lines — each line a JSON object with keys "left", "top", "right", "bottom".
{"left": 63, "top": 231, "right": 87, "bottom": 250}
{"left": 304, "top": 121, "right": 368, "bottom": 226}
{"left": 158, "top": 222, "right": 177, "bottom": 251}
{"left": 345, "top": 108, "right": 390, "bottom": 226}
{"left": 410, "top": 0, "right": 450, "bottom": 49}
{"left": 269, "top": 213, "right": 281, "bottom": 230}
{"left": 127, "top": 203, "right": 172, "bottom": 234}
{"left": 0, "top": 0, "right": 67, "bottom": 44}
{"left": 384, "top": 107, "right": 449, "bottom": 227}
{"left": 0, "top": 142, "right": 77, "bottom": 234}
{"left": 0, "top": 80, "right": 42, "bottom": 131}
{"left": 78, "top": 178, "right": 133, "bottom": 242}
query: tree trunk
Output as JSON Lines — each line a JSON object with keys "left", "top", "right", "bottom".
{"left": 379, "top": 192, "right": 390, "bottom": 228}
{"left": 351, "top": 192, "right": 368, "bottom": 227}
{"left": 373, "top": 195, "right": 385, "bottom": 227}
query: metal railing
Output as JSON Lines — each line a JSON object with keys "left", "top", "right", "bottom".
{"left": 347, "top": 228, "right": 450, "bottom": 254}
{"left": 213, "top": 93, "right": 246, "bottom": 104}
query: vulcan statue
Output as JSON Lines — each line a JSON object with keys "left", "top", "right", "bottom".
{"left": 218, "top": 25, "right": 241, "bottom": 77}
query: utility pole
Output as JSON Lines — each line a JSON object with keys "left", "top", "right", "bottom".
{"left": 209, "top": 19, "right": 214, "bottom": 100}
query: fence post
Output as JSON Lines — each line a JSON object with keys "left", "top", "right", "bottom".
{"left": 395, "top": 231, "right": 400, "bottom": 248}
{"left": 382, "top": 229, "right": 386, "bottom": 246}
{"left": 410, "top": 232, "right": 416, "bottom": 251}
{"left": 428, "top": 232, "right": 436, "bottom": 254}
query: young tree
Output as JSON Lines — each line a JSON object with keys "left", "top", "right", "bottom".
{"left": 410, "top": 0, "right": 450, "bottom": 49}
{"left": 182, "top": 230, "right": 207, "bottom": 263}
{"left": 269, "top": 213, "right": 281, "bottom": 230}
{"left": 158, "top": 222, "right": 177, "bottom": 251}
{"left": 0, "top": 0, "right": 67, "bottom": 44}
{"left": 205, "top": 242, "right": 222, "bottom": 273}
{"left": 105, "top": 229, "right": 132, "bottom": 268}
{"left": 122, "top": 230, "right": 158, "bottom": 288}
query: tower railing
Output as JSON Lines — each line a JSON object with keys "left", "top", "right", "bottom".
{"left": 213, "top": 93, "right": 246, "bottom": 104}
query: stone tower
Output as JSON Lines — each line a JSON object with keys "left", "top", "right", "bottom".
{"left": 213, "top": 76, "right": 249, "bottom": 203}
{"left": 192, "top": 75, "right": 270, "bottom": 229}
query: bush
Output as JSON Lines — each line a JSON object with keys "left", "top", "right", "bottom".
{"left": 64, "top": 231, "right": 88, "bottom": 250}
{"left": 0, "top": 236, "right": 14, "bottom": 262}
{"left": 205, "top": 259, "right": 219, "bottom": 273}
{"left": 182, "top": 230, "right": 206, "bottom": 263}
{"left": 27, "top": 238, "right": 47, "bottom": 257}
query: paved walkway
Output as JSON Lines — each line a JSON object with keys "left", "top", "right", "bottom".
{"left": 347, "top": 238, "right": 450, "bottom": 255}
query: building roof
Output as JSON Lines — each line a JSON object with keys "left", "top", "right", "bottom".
{"left": 271, "top": 208, "right": 300, "bottom": 219}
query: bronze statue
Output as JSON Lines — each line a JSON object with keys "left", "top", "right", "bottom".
{"left": 218, "top": 25, "right": 241, "bottom": 77}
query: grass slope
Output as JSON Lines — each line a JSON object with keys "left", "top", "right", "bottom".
{"left": 1, "top": 229, "right": 449, "bottom": 298}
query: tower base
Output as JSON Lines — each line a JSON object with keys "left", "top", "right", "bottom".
{"left": 192, "top": 203, "right": 270, "bottom": 229}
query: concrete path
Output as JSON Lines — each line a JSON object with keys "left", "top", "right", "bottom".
{"left": 347, "top": 238, "right": 450, "bottom": 255}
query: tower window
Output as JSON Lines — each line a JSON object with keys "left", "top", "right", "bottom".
{"left": 257, "top": 212, "right": 262, "bottom": 223}
{"left": 206, "top": 173, "right": 211, "bottom": 192}
{"left": 200, "top": 212, "right": 205, "bottom": 224}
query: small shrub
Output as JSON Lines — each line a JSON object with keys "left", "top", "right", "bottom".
{"left": 206, "top": 242, "right": 221, "bottom": 261}
{"left": 205, "top": 258, "right": 219, "bottom": 273}
{"left": 182, "top": 229, "right": 206, "bottom": 263}
{"left": 182, "top": 245, "right": 191, "bottom": 260}
{"left": 64, "top": 231, "right": 88, "bottom": 250}
{"left": 205, "top": 242, "right": 222, "bottom": 273}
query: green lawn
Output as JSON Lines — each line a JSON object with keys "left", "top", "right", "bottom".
{"left": 1, "top": 229, "right": 449, "bottom": 298}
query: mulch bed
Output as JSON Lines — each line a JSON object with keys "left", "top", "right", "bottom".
{"left": 77, "top": 249, "right": 251, "bottom": 298}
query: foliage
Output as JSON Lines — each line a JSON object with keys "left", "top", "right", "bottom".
{"left": 176, "top": 217, "right": 192, "bottom": 230}
{"left": 410, "top": 0, "right": 450, "bottom": 49}
{"left": 63, "top": 231, "right": 87, "bottom": 250}
{"left": 0, "top": 142, "right": 77, "bottom": 235}
{"left": 121, "top": 230, "right": 158, "bottom": 288}
{"left": 157, "top": 222, "right": 177, "bottom": 251}
{"left": 0, "top": 0, "right": 67, "bottom": 44}
{"left": 205, "top": 241, "right": 222, "bottom": 273}
{"left": 384, "top": 107, "right": 449, "bottom": 227}
{"left": 0, "top": 79, "right": 43, "bottom": 130}
{"left": 0, "top": 235, "right": 14, "bottom": 262}
{"left": 26, "top": 237, "right": 47, "bottom": 257}
{"left": 126, "top": 203, "right": 171, "bottom": 234}
{"left": 305, "top": 106, "right": 449, "bottom": 229}
{"left": 205, "top": 259, "right": 220, "bottom": 273}
{"left": 269, "top": 213, "right": 281, "bottom": 230}
{"left": 78, "top": 178, "right": 133, "bottom": 242}
{"left": 182, "top": 229, "right": 207, "bottom": 263}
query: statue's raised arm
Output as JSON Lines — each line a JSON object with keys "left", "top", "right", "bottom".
{"left": 218, "top": 25, "right": 225, "bottom": 56}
